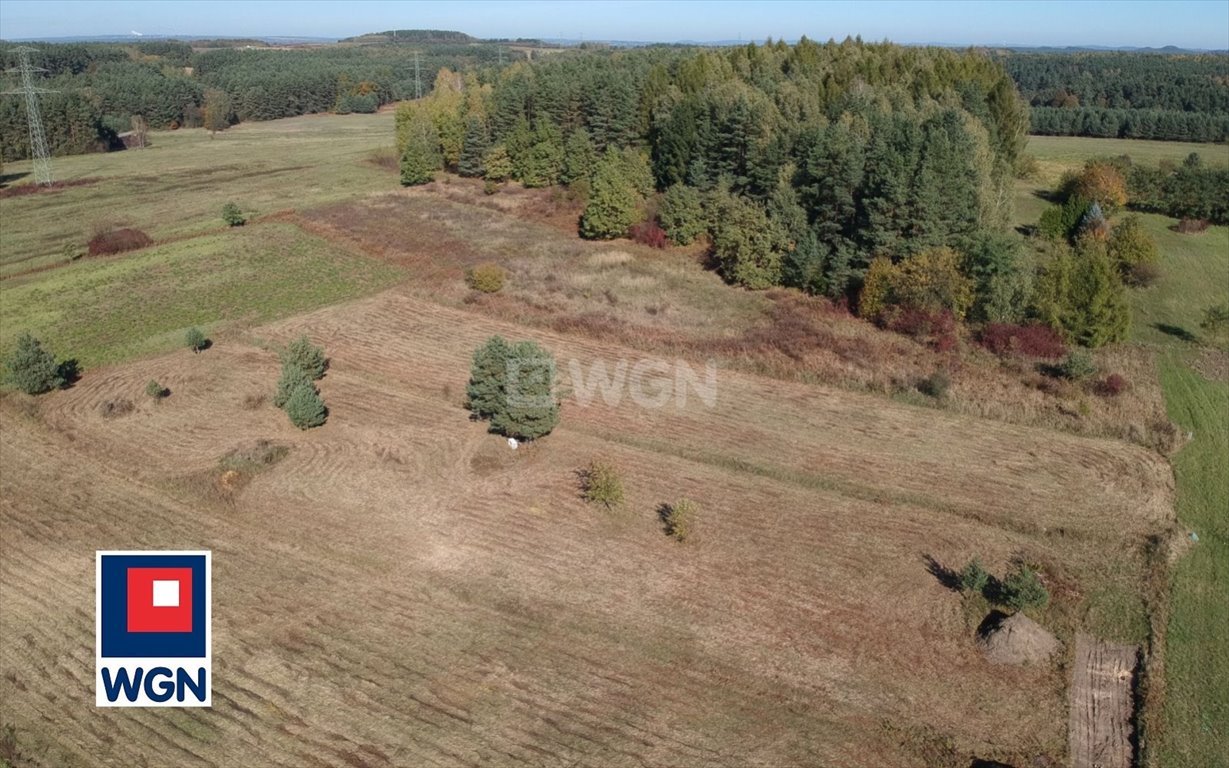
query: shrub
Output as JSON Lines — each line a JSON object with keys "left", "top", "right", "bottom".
{"left": 1126, "top": 261, "right": 1160, "bottom": 288}
{"left": 87, "top": 227, "right": 152, "bottom": 256}
{"left": 185, "top": 327, "right": 208, "bottom": 353}
{"left": 892, "top": 247, "right": 975, "bottom": 321}
{"left": 1108, "top": 215, "right": 1158, "bottom": 286}
{"left": 885, "top": 307, "right": 958, "bottom": 353}
{"left": 145, "top": 379, "right": 168, "bottom": 399}
{"left": 977, "top": 323, "right": 1067, "bottom": 360}
{"left": 283, "top": 380, "right": 327, "bottom": 429}
{"left": 482, "top": 179, "right": 499, "bottom": 195}
{"left": 221, "top": 202, "right": 246, "bottom": 227}
{"left": 579, "top": 460, "right": 624, "bottom": 510}
{"left": 3, "top": 333, "right": 63, "bottom": 394}
{"left": 273, "top": 360, "right": 312, "bottom": 408}
{"left": 999, "top": 563, "right": 1050, "bottom": 611}
{"left": 660, "top": 499, "right": 696, "bottom": 542}
{"left": 282, "top": 335, "right": 326, "bottom": 380}
{"left": 1176, "top": 218, "right": 1210, "bottom": 234}
{"left": 917, "top": 371, "right": 951, "bottom": 399}
{"left": 959, "top": 558, "right": 991, "bottom": 594}
{"left": 1096, "top": 373, "right": 1128, "bottom": 397}
{"left": 465, "top": 263, "right": 506, "bottom": 293}
{"left": 1058, "top": 350, "right": 1098, "bottom": 381}
{"left": 628, "top": 219, "right": 668, "bottom": 249}
{"left": 98, "top": 398, "right": 134, "bottom": 418}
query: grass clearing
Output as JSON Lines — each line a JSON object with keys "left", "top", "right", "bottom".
{"left": 0, "top": 112, "right": 395, "bottom": 276}
{"left": 0, "top": 222, "right": 402, "bottom": 368}
{"left": 1156, "top": 356, "right": 1229, "bottom": 766}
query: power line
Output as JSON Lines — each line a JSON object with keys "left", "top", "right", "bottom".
{"left": 3, "top": 46, "right": 58, "bottom": 186}
{"left": 413, "top": 50, "right": 422, "bottom": 99}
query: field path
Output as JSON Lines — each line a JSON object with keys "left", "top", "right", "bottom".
{"left": 1068, "top": 633, "right": 1138, "bottom": 768}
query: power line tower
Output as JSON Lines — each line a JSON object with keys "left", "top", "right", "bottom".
{"left": 413, "top": 51, "right": 422, "bottom": 99}
{"left": 3, "top": 46, "right": 57, "bottom": 186}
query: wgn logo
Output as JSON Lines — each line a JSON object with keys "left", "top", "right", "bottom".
{"left": 95, "top": 551, "right": 211, "bottom": 707}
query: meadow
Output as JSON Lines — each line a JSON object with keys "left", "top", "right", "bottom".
{"left": 0, "top": 122, "right": 1224, "bottom": 766}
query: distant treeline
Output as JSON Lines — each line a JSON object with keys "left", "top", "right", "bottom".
{"left": 1001, "top": 52, "right": 1229, "bottom": 141}
{"left": 0, "top": 40, "right": 521, "bottom": 161}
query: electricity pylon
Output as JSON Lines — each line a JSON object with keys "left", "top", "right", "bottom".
{"left": 3, "top": 46, "right": 57, "bottom": 186}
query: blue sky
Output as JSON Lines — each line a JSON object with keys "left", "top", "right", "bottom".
{"left": 1, "top": 0, "right": 1226, "bottom": 49}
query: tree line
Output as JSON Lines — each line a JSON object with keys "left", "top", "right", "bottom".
{"left": 1000, "top": 51, "right": 1229, "bottom": 142}
{"left": 0, "top": 39, "right": 520, "bottom": 161}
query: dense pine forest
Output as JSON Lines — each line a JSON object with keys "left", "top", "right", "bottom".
{"left": 1001, "top": 51, "right": 1229, "bottom": 141}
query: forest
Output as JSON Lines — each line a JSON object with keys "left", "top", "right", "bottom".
{"left": 1001, "top": 51, "right": 1229, "bottom": 141}
{"left": 397, "top": 39, "right": 1213, "bottom": 352}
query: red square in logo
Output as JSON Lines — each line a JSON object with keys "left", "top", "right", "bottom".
{"left": 126, "top": 567, "right": 193, "bottom": 633}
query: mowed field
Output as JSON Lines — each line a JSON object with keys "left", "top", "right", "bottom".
{"left": 0, "top": 121, "right": 1206, "bottom": 766}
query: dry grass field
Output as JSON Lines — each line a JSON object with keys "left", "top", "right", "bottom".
{"left": 0, "top": 122, "right": 1203, "bottom": 766}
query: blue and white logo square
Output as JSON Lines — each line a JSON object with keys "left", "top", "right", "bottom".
{"left": 95, "top": 551, "right": 211, "bottom": 707}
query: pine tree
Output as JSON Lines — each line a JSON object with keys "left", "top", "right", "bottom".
{"left": 1069, "top": 237, "right": 1130, "bottom": 347}
{"left": 491, "top": 341, "right": 559, "bottom": 440}
{"left": 466, "top": 336, "right": 511, "bottom": 421}
{"left": 282, "top": 335, "right": 327, "bottom": 380}
{"left": 273, "top": 360, "right": 312, "bottom": 409}
{"left": 399, "top": 107, "right": 442, "bottom": 186}
{"left": 580, "top": 149, "right": 641, "bottom": 240}
{"left": 561, "top": 128, "right": 597, "bottom": 185}
{"left": 658, "top": 183, "right": 706, "bottom": 245}
{"left": 3, "top": 333, "right": 63, "bottom": 395}
{"left": 457, "top": 115, "right": 489, "bottom": 178}
{"left": 284, "top": 381, "right": 327, "bottom": 429}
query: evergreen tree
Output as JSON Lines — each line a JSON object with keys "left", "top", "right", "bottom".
{"left": 483, "top": 145, "right": 514, "bottom": 183}
{"left": 710, "top": 193, "right": 785, "bottom": 290}
{"left": 3, "top": 333, "right": 63, "bottom": 395}
{"left": 965, "top": 233, "right": 1032, "bottom": 323}
{"left": 561, "top": 128, "right": 597, "bottom": 185}
{"left": 273, "top": 360, "right": 312, "bottom": 409}
{"left": 658, "top": 183, "right": 707, "bottom": 245}
{"left": 491, "top": 341, "right": 559, "bottom": 440}
{"left": 284, "top": 381, "right": 327, "bottom": 429}
{"left": 518, "top": 121, "right": 564, "bottom": 188}
{"left": 466, "top": 336, "right": 511, "bottom": 421}
{"left": 457, "top": 115, "right": 489, "bottom": 178}
{"left": 1068, "top": 237, "right": 1130, "bottom": 347}
{"left": 282, "top": 335, "right": 327, "bottom": 380}
{"left": 399, "top": 107, "right": 442, "bottom": 186}
{"left": 580, "top": 149, "right": 642, "bottom": 240}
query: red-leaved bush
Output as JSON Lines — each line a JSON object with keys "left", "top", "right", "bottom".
{"left": 977, "top": 323, "right": 1067, "bottom": 360}
{"left": 88, "top": 227, "right": 152, "bottom": 256}
{"left": 1096, "top": 373, "right": 1129, "bottom": 397}
{"left": 884, "top": 307, "right": 958, "bottom": 352}
{"left": 629, "top": 219, "right": 668, "bottom": 249}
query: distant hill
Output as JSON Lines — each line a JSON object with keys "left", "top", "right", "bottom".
{"left": 340, "top": 29, "right": 475, "bottom": 45}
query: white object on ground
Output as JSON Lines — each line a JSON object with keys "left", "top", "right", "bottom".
{"left": 508, "top": 437, "right": 519, "bottom": 450}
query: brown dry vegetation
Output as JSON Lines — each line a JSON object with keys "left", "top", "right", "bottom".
{"left": 298, "top": 185, "right": 1176, "bottom": 453}
{"left": 1, "top": 285, "right": 1174, "bottom": 766}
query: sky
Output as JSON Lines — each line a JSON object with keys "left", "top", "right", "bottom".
{"left": 0, "top": 0, "right": 1227, "bottom": 49}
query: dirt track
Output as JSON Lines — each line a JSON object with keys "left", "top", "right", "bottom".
{"left": 1069, "top": 633, "right": 1138, "bottom": 768}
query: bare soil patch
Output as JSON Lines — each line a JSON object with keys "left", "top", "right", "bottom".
{"left": 1069, "top": 634, "right": 1138, "bottom": 768}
